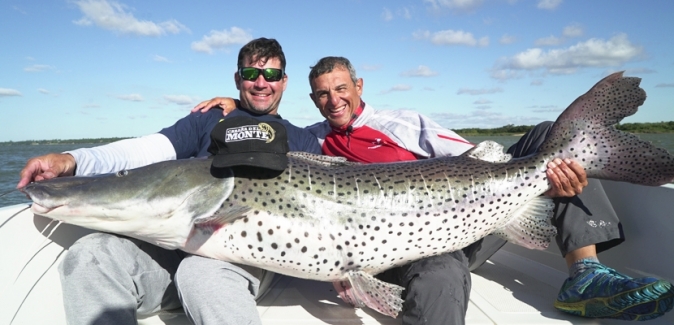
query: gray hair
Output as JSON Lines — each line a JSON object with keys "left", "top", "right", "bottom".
{"left": 308, "top": 57, "right": 358, "bottom": 90}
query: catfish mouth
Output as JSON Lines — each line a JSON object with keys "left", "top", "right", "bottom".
{"left": 29, "top": 202, "right": 63, "bottom": 215}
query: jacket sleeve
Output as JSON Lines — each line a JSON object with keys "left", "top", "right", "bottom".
{"left": 416, "top": 112, "right": 474, "bottom": 157}
{"left": 65, "top": 133, "right": 176, "bottom": 176}
{"left": 375, "top": 110, "right": 474, "bottom": 158}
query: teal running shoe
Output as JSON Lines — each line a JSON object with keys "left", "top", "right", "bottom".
{"left": 554, "top": 261, "right": 674, "bottom": 321}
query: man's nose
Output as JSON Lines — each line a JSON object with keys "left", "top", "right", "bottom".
{"left": 254, "top": 74, "right": 268, "bottom": 87}
{"left": 329, "top": 92, "right": 341, "bottom": 106}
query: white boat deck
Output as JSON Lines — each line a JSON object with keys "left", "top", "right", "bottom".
{"left": 1, "top": 180, "right": 673, "bottom": 324}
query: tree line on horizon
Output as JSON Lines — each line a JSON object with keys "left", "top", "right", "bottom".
{"left": 2, "top": 121, "right": 674, "bottom": 145}
{"left": 454, "top": 121, "right": 674, "bottom": 136}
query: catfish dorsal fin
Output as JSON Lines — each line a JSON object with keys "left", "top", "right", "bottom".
{"left": 288, "top": 152, "right": 360, "bottom": 167}
{"left": 462, "top": 140, "right": 512, "bottom": 163}
{"left": 490, "top": 196, "right": 556, "bottom": 250}
{"left": 342, "top": 270, "right": 404, "bottom": 318}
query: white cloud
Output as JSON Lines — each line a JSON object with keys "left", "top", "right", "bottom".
{"left": 153, "top": 55, "right": 170, "bottom": 63}
{"left": 431, "top": 110, "right": 543, "bottom": 129}
{"left": 535, "top": 35, "right": 563, "bottom": 46}
{"left": 380, "top": 84, "right": 413, "bottom": 94}
{"left": 500, "top": 34, "right": 516, "bottom": 45}
{"left": 383, "top": 7, "right": 412, "bottom": 20}
{"left": 531, "top": 105, "right": 561, "bottom": 113}
{"left": 24, "top": 64, "right": 54, "bottom": 72}
{"left": 414, "top": 29, "right": 489, "bottom": 47}
{"left": 491, "top": 34, "right": 643, "bottom": 80}
{"left": 191, "top": 27, "right": 253, "bottom": 54}
{"left": 382, "top": 8, "right": 393, "bottom": 21}
{"left": 164, "top": 95, "right": 197, "bottom": 105}
{"left": 537, "top": 0, "right": 562, "bottom": 10}
{"left": 530, "top": 79, "right": 544, "bottom": 86}
{"left": 535, "top": 24, "right": 583, "bottom": 47}
{"left": 622, "top": 67, "right": 656, "bottom": 75}
{"left": 116, "top": 94, "right": 143, "bottom": 102}
{"left": 38, "top": 88, "right": 50, "bottom": 94}
{"left": 13, "top": 6, "right": 27, "bottom": 14}
{"left": 563, "top": 24, "right": 583, "bottom": 38}
{"left": 0, "top": 88, "right": 22, "bottom": 97}
{"left": 400, "top": 65, "right": 439, "bottom": 77}
{"left": 473, "top": 99, "right": 492, "bottom": 105}
{"left": 655, "top": 83, "right": 674, "bottom": 88}
{"left": 72, "top": 0, "right": 189, "bottom": 36}
{"left": 424, "top": 0, "right": 484, "bottom": 11}
{"left": 457, "top": 87, "right": 503, "bottom": 95}
{"left": 401, "top": 7, "right": 412, "bottom": 19}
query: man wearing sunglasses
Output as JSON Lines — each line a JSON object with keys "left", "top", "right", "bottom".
{"left": 17, "top": 37, "right": 321, "bottom": 325}
{"left": 195, "top": 56, "right": 673, "bottom": 324}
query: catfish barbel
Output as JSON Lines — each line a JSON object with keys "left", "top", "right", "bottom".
{"left": 21, "top": 72, "right": 674, "bottom": 317}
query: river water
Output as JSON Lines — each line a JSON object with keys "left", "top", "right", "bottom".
{"left": 2, "top": 134, "right": 674, "bottom": 207}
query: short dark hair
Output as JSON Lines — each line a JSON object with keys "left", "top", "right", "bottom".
{"left": 308, "top": 56, "right": 358, "bottom": 88}
{"left": 237, "top": 38, "right": 286, "bottom": 71}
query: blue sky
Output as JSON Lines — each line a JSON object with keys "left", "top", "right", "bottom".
{"left": 1, "top": 0, "right": 673, "bottom": 142}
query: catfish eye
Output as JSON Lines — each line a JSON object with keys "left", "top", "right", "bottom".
{"left": 116, "top": 170, "right": 129, "bottom": 177}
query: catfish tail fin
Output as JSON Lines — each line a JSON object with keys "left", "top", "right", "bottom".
{"left": 539, "top": 71, "right": 674, "bottom": 186}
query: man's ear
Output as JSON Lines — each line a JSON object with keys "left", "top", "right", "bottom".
{"left": 234, "top": 72, "right": 241, "bottom": 90}
{"left": 356, "top": 78, "right": 363, "bottom": 97}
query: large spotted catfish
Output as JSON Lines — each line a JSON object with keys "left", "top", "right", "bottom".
{"left": 21, "top": 72, "right": 674, "bottom": 317}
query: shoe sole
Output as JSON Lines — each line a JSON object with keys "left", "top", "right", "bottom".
{"left": 554, "top": 280, "right": 674, "bottom": 321}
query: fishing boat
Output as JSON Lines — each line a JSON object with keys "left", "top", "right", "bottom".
{"left": 1, "top": 180, "right": 672, "bottom": 325}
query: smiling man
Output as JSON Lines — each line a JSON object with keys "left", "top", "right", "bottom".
{"left": 303, "top": 56, "right": 673, "bottom": 324}
{"left": 18, "top": 38, "right": 322, "bottom": 325}
{"left": 306, "top": 57, "right": 473, "bottom": 163}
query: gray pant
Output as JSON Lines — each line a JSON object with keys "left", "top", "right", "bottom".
{"left": 59, "top": 232, "right": 273, "bottom": 325}
{"left": 376, "top": 250, "right": 471, "bottom": 325}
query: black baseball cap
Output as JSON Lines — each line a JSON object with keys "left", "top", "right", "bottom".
{"left": 208, "top": 116, "right": 289, "bottom": 171}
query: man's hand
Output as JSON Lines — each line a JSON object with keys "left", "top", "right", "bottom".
{"left": 332, "top": 280, "right": 363, "bottom": 308}
{"left": 545, "top": 158, "right": 588, "bottom": 197}
{"left": 191, "top": 97, "right": 238, "bottom": 116}
{"left": 17, "top": 153, "right": 77, "bottom": 189}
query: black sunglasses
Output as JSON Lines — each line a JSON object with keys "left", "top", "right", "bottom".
{"left": 238, "top": 67, "right": 285, "bottom": 82}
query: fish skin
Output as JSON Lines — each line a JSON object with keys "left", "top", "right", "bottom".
{"left": 20, "top": 72, "right": 674, "bottom": 317}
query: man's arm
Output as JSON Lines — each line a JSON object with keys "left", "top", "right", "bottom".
{"left": 67, "top": 133, "right": 176, "bottom": 176}
{"left": 192, "top": 97, "right": 238, "bottom": 116}
{"left": 17, "top": 133, "right": 176, "bottom": 188}
{"left": 378, "top": 109, "right": 586, "bottom": 198}
{"left": 17, "top": 153, "right": 76, "bottom": 188}
{"left": 374, "top": 109, "right": 474, "bottom": 158}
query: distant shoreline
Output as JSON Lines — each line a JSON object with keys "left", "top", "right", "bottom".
{"left": 0, "top": 137, "right": 130, "bottom": 146}
{"left": 2, "top": 121, "right": 673, "bottom": 145}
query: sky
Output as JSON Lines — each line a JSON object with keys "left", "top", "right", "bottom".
{"left": 1, "top": 0, "right": 673, "bottom": 142}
